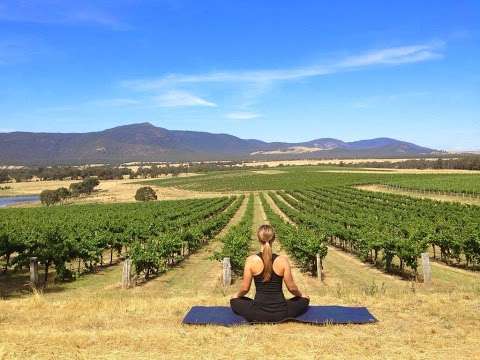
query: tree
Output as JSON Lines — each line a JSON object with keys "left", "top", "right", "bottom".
{"left": 0, "top": 171, "right": 9, "bottom": 183}
{"left": 70, "top": 177, "right": 99, "bottom": 196}
{"left": 82, "top": 177, "right": 100, "bottom": 193}
{"left": 69, "top": 182, "right": 83, "bottom": 196}
{"left": 56, "top": 187, "right": 71, "bottom": 200}
{"left": 40, "top": 190, "right": 61, "bottom": 206}
{"left": 135, "top": 187, "right": 157, "bottom": 202}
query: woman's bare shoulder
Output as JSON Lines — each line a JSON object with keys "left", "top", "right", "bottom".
{"left": 245, "top": 254, "right": 263, "bottom": 265}
{"left": 274, "top": 254, "right": 290, "bottom": 266}
{"left": 275, "top": 254, "right": 289, "bottom": 262}
{"left": 246, "top": 254, "right": 262, "bottom": 264}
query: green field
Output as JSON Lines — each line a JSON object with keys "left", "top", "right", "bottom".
{"left": 144, "top": 166, "right": 480, "bottom": 193}
{"left": 382, "top": 174, "right": 480, "bottom": 194}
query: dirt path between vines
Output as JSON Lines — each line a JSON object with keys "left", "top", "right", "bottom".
{"left": 143, "top": 196, "right": 249, "bottom": 297}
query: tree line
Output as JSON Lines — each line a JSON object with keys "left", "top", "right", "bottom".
{"left": 40, "top": 178, "right": 100, "bottom": 206}
{"left": 0, "top": 161, "right": 270, "bottom": 183}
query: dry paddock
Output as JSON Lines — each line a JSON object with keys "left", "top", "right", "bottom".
{"left": 1, "top": 289, "right": 479, "bottom": 360}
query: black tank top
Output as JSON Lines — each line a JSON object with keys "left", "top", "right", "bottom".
{"left": 253, "top": 253, "right": 286, "bottom": 306}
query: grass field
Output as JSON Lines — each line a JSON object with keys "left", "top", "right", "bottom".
{"left": 144, "top": 166, "right": 480, "bottom": 195}
{"left": 1, "top": 167, "right": 480, "bottom": 359}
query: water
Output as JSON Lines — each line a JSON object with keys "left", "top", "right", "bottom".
{"left": 0, "top": 195, "right": 40, "bottom": 208}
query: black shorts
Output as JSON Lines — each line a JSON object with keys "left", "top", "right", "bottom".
{"left": 230, "top": 296, "right": 309, "bottom": 323}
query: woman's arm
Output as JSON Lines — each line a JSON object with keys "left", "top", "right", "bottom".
{"left": 232, "top": 257, "right": 253, "bottom": 298}
{"left": 282, "top": 256, "right": 306, "bottom": 298}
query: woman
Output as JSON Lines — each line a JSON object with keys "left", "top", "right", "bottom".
{"left": 230, "top": 224, "right": 310, "bottom": 323}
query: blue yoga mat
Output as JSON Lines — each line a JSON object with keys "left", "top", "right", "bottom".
{"left": 183, "top": 306, "right": 377, "bottom": 326}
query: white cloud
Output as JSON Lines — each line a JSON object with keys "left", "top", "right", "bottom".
{"left": 153, "top": 90, "right": 217, "bottom": 108}
{"left": 122, "top": 67, "right": 331, "bottom": 91}
{"left": 226, "top": 111, "right": 261, "bottom": 120}
{"left": 339, "top": 43, "right": 444, "bottom": 67}
{"left": 122, "top": 42, "right": 445, "bottom": 91}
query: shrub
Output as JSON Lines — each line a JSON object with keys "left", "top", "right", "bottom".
{"left": 82, "top": 177, "right": 100, "bottom": 193}
{"left": 56, "top": 187, "right": 71, "bottom": 200}
{"left": 135, "top": 186, "right": 157, "bottom": 202}
{"left": 70, "top": 177, "right": 99, "bottom": 196}
{"left": 0, "top": 171, "right": 9, "bottom": 183}
{"left": 40, "top": 190, "right": 61, "bottom": 206}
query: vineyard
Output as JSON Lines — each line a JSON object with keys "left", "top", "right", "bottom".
{"left": 380, "top": 174, "right": 480, "bottom": 195}
{"left": 145, "top": 166, "right": 480, "bottom": 194}
{"left": 2, "top": 168, "right": 480, "bottom": 287}
{"left": 0, "top": 196, "right": 241, "bottom": 284}
{"left": 269, "top": 188, "right": 480, "bottom": 275}
{"left": 1, "top": 166, "right": 480, "bottom": 359}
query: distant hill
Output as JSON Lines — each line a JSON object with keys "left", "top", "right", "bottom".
{"left": 0, "top": 122, "right": 441, "bottom": 165}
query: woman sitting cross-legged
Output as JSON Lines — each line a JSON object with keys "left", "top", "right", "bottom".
{"left": 230, "top": 224, "right": 310, "bottom": 323}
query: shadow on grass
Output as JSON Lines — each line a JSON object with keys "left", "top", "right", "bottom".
{"left": 329, "top": 243, "right": 417, "bottom": 281}
{"left": 0, "top": 259, "right": 122, "bottom": 300}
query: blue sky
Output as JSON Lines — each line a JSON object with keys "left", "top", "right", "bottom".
{"left": 0, "top": 1, "right": 479, "bottom": 150}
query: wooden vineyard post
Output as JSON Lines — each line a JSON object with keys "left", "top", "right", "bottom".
{"left": 182, "top": 242, "right": 189, "bottom": 257}
{"left": 316, "top": 253, "right": 322, "bottom": 282}
{"left": 122, "top": 258, "right": 132, "bottom": 289}
{"left": 421, "top": 253, "right": 432, "bottom": 285}
{"left": 222, "top": 257, "right": 231, "bottom": 287}
{"left": 30, "top": 257, "right": 39, "bottom": 288}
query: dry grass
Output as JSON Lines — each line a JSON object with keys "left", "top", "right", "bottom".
{"left": 251, "top": 170, "right": 286, "bottom": 175}
{"left": 1, "top": 192, "right": 480, "bottom": 359}
{"left": 1, "top": 254, "right": 479, "bottom": 359}
{"left": 3, "top": 175, "right": 226, "bottom": 207}
{"left": 356, "top": 184, "right": 480, "bottom": 206}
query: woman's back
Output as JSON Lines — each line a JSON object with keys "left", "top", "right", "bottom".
{"left": 253, "top": 253, "right": 285, "bottom": 305}
{"left": 246, "top": 252, "right": 288, "bottom": 321}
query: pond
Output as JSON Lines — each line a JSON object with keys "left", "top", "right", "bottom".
{"left": 0, "top": 195, "right": 40, "bottom": 208}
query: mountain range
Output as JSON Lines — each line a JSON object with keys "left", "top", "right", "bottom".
{"left": 0, "top": 122, "right": 441, "bottom": 165}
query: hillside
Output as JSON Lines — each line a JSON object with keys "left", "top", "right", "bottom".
{"left": 0, "top": 122, "right": 439, "bottom": 165}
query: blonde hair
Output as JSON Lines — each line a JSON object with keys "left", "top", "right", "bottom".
{"left": 257, "top": 224, "right": 276, "bottom": 282}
